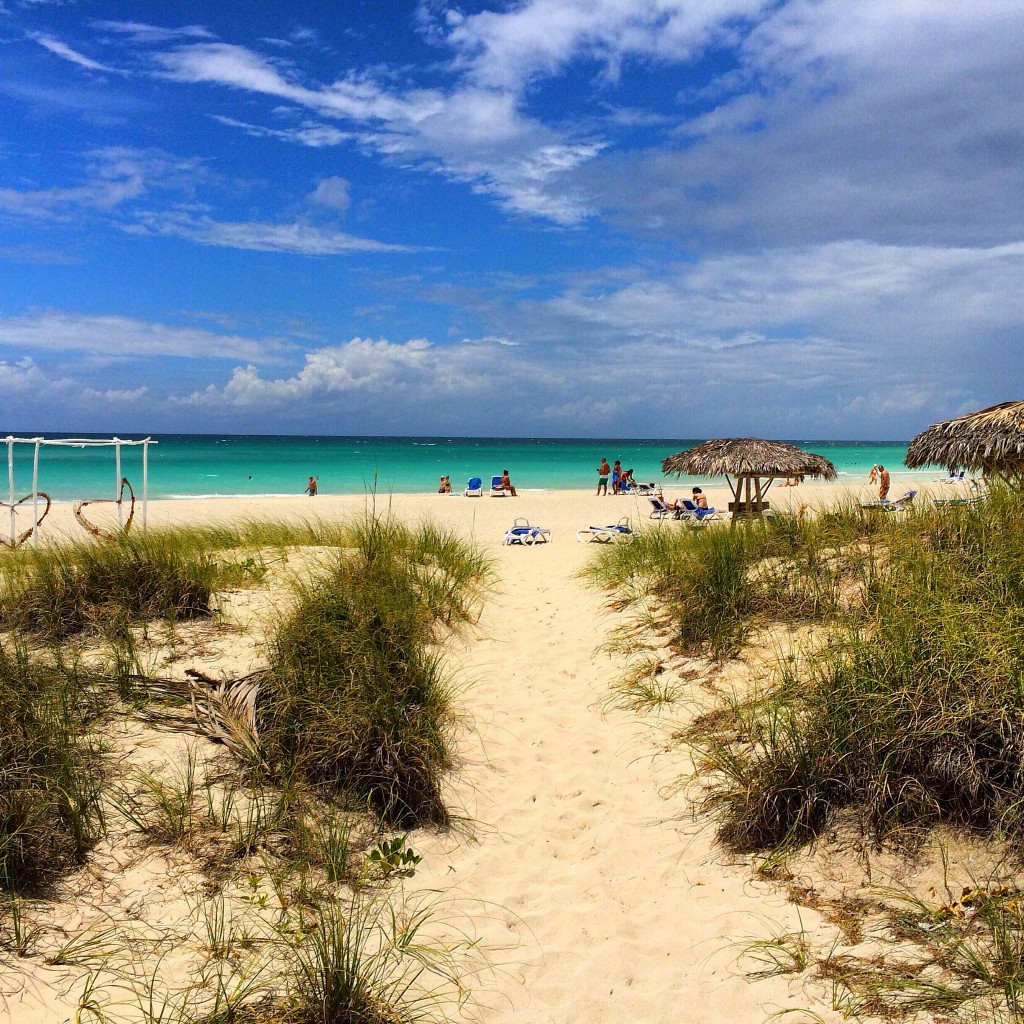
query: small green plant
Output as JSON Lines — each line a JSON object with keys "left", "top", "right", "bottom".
{"left": 365, "top": 835, "right": 422, "bottom": 879}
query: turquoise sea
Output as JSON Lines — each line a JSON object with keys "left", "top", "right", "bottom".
{"left": 0, "top": 434, "right": 922, "bottom": 501}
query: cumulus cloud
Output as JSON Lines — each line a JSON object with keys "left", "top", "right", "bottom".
{"left": 443, "top": 0, "right": 770, "bottom": 90}
{"left": 309, "top": 176, "right": 350, "bottom": 213}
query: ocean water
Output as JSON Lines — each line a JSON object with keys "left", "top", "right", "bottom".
{"left": 0, "top": 433, "right": 922, "bottom": 501}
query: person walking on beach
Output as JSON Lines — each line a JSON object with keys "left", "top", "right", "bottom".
{"left": 596, "top": 458, "right": 610, "bottom": 495}
{"left": 868, "top": 464, "right": 878, "bottom": 486}
{"left": 878, "top": 465, "right": 890, "bottom": 500}
{"left": 499, "top": 469, "right": 517, "bottom": 496}
{"left": 305, "top": 475, "right": 318, "bottom": 496}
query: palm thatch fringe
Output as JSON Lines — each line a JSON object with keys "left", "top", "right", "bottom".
{"left": 905, "top": 401, "right": 1024, "bottom": 477}
{"left": 661, "top": 438, "right": 838, "bottom": 479}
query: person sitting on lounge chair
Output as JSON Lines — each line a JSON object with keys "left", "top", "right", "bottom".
{"left": 499, "top": 469, "right": 517, "bottom": 496}
{"left": 691, "top": 487, "right": 708, "bottom": 509}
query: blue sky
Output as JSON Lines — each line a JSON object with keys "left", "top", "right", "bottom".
{"left": 1, "top": 0, "right": 1021, "bottom": 440}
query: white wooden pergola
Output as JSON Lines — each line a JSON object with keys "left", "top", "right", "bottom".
{"left": 4, "top": 435, "right": 155, "bottom": 548}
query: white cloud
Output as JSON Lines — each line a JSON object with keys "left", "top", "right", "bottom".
{"left": 0, "top": 148, "right": 205, "bottom": 221}
{"left": 210, "top": 115, "right": 349, "bottom": 147}
{"left": 598, "top": 0, "right": 1024, "bottom": 247}
{"left": 155, "top": 42, "right": 602, "bottom": 223}
{"left": 90, "top": 20, "right": 215, "bottom": 44}
{"left": 129, "top": 212, "right": 414, "bottom": 254}
{"left": 0, "top": 311, "right": 293, "bottom": 361}
{"left": 309, "top": 176, "right": 350, "bottom": 213}
{"left": 31, "top": 33, "right": 116, "bottom": 72}
{"left": 444, "top": 0, "right": 770, "bottom": 90}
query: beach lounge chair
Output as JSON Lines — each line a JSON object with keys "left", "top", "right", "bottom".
{"left": 632, "top": 481, "right": 661, "bottom": 496}
{"left": 464, "top": 477, "right": 483, "bottom": 497}
{"left": 490, "top": 475, "right": 506, "bottom": 497}
{"left": 648, "top": 496, "right": 682, "bottom": 519}
{"left": 677, "top": 499, "right": 721, "bottom": 522}
{"left": 933, "top": 494, "right": 985, "bottom": 508}
{"left": 503, "top": 518, "right": 551, "bottom": 546}
{"left": 576, "top": 518, "right": 633, "bottom": 543}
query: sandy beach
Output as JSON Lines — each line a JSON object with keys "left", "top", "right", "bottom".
{"left": 2, "top": 472, "right": 957, "bottom": 1023}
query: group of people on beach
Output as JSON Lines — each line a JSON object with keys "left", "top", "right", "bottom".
{"left": 437, "top": 470, "right": 517, "bottom": 495}
{"left": 595, "top": 458, "right": 635, "bottom": 495}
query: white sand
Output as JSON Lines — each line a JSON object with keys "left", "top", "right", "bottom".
{"left": 3, "top": 472, "right": 940, "bottom": 1022}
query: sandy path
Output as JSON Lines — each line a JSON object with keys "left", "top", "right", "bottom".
{"left": 415, "top": 528, "right": 840, "bottom": 1024}
{"left": 15, "top": 485, "right": 884, "bottom": 1021}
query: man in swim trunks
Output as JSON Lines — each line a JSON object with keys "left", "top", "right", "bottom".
{"left": 306, "top": 476, "right": 318, "bottom": 496}
{"left": 596, "top": 458, "right": 610, "bottom": 495}
{"left": 878, "top": 465, "right": 890, "bottom": 500}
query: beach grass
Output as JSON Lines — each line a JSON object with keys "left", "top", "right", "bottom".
{"left": 0, "top": 529, "right": 223, "bottom": 639}
{"left": 694, "top": 489, "right": 1024, "bottom": 852}
{"left": 255, "top": 513, "right": 492, "bottom": 828}
{"left": 589, "top": 487, "right": 1024, "bottom": 852}
{"left": 0, "top": 640, "right": 104, "bottom": 892}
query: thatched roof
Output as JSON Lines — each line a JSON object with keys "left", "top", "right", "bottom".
{"left": 905, "top": 401, "right": 1024, "bottom": 475}
{"left": 661, "top": 438, "right": 838, "bottom": 479}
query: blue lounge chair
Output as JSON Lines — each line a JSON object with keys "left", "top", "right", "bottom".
{"left": 677, "top": 499, "right": 721, "bottom": 522}
{"left": 464, "top": 477, "right": 483, "bottom": 497}
{"left": 503, "top": 518, "right": 551, "bottom": 546}
{"left": 576, "top": 518, "right": 633, "bottom": 543}
{"left": 490, "top": 475, "right": 507, "bottom": 497}
{"left": 648, "top": 496, "right": 682, "bottom": 519}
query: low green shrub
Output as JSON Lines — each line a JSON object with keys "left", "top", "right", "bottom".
{"left": 0, "top": 530, "right": 220, "bottom": 638}
{"left": 258, "top": 515, "right": 490, "bottom": 828}
{"left": 0, "top": 642, "right": 104, "bottom": 890}
{"left": 696, "top": 488, "right": 1024, "bottom": 851}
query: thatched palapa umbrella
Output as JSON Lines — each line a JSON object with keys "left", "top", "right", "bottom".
{"left": 662, "top": 438, "right": 838, "bottom": 518}
{"left": 905, "top": 401, "right": 1024, "bottom": 482}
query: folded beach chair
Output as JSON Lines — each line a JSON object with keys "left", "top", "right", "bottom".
{"left": 576, "top": 517, "right": 633, "bottom": 543}
{"left": 648, "top": 496, "right": 682, "bottom": 519}
{"left": 502, "top": 517, "right": 551, "bottom": 546}
{"left": 490, "top": 475, "right": 506, "bottom": 496}
{"left": 463, "top": 477, "right": 483, "bottom": 497}
{"left": 933, "top": 494, "right": 985, "bottom": 508}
